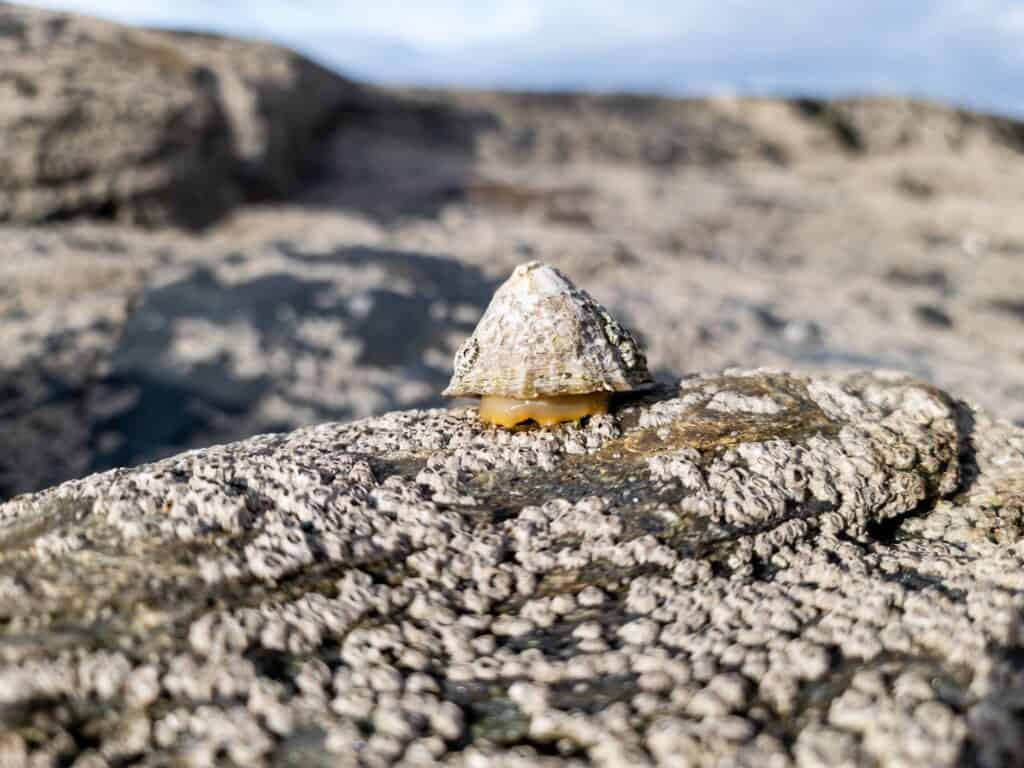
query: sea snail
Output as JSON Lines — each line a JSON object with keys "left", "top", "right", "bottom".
{"left": 443, "top": 261, "right": 653, "bottom": 427}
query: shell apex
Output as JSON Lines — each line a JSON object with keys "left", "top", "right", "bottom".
{"left": 443, "top": 261, "right": 652, "bottom": 399}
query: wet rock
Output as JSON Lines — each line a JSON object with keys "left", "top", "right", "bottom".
{"left": 0, "top": 370, "right": 1019, "bottom": 765}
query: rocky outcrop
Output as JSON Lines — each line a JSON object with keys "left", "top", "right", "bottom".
{"left": 3, "top": 5, "right": 1024, "bottom": 508}
{"left": 7, "top": 0, "right": 1019, "bottom": 230}
{"left": 0, "top": 370, "right": 1021, "bottom": 765}
{"left": 4, "top": 8, "right": 1024, "bottom": 764}
{"left": 416, "top": 90, "right": 1024, "bottom": 169}
{"left": 0, "top": 3, "right": 372, "bottom": 227}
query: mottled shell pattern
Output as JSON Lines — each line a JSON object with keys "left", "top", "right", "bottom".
{"left": 443, "top": 261, "right": 652, "bottom": 399}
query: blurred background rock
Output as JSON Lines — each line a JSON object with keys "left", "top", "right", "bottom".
{"left": 2, "top": 1, "right": 1023, "bottom": 499}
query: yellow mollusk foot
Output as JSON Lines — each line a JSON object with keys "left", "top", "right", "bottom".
{"left": 478, "top": 392, "right": 611, "bottom": 427}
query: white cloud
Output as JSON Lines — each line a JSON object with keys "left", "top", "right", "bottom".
{"left": 326, "top": 2, "right": 544, "bottom": 51}
{"left": 13, "top": 0, "right": 1024, "bottom": 115}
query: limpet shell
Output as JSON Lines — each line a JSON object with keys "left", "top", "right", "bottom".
{"left": 443, "top": 261, "right": 652, "bottom": 399}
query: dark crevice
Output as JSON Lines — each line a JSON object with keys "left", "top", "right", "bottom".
{"left": 791, "top": 98, "right": 865, "bottom": 152}
{"left": 864, "top": 497, "right": 933, "bottom": 545}
{"left": 950, "top": 398, "right": 981, "bottom": 496}
{"left": 879, "top": 567, "right": 968, "bottom": 602}
{"left": 958, "top": 644, "right": 1024, "bottom": 767}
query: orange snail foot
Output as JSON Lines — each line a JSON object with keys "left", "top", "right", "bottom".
{"left": 478, "top": 392, "right": 611, "bottom": 427}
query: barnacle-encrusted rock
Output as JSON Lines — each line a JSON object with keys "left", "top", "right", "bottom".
{"left": 444, "top": 261, "right": 652, "bottom": 426}
{"left": 0, "top": 369, "right": 1021, "bottom": 765}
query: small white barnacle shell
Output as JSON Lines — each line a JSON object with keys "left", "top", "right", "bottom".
{"left": 443, "top": 260, "right": 652, "bottom": 427}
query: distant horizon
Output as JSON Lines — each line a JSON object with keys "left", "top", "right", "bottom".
{"left": 14, "top": 0, "right": 1024, "bottom": 119}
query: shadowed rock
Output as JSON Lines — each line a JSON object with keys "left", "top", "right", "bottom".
{"left": 0, "top": 3, "right": 373, "bottom": 227}
{"left": 0, "top": 370, "right": 1020, "bottom": 765}
{"left": 0, "top": 239, "right": 496, "bottom": 499}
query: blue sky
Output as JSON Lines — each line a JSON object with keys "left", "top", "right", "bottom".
{"left": 18, "top": 0, "right": 1024, "bottom": 116}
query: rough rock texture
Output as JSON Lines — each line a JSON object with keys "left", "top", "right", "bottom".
{"left": 0, "top": 2, "right": 372, "bottom": 226}
{"left": 0, "top": 370, "right": 1021, "bottom": 766}
{"left": 0, "top": 228, "right": 496, "bottom": 498}
{"left": 7, "top": 8, "right": 1024, "bottom": 766}
{"left": 4, "top": 82, "right": 1024, "bottom": 498}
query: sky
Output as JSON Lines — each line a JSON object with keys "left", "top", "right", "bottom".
{"left": 16, "top": 0, "right": 1024, "bottom": 117}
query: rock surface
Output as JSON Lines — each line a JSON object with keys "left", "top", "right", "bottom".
{"left": 0, "top": 2, "right": 371, "bottom": 226}
{"left": 4, "top": 13, "right": 1024, "bottom": 762}
{"left": 0, "top": 226, "right": 498, "bottom": 499}
{"left": 4, "top": 81, "right": 1024, "bottom": 499}
{"left": 0, "top": 370, "right": 1021, "bottom": 766}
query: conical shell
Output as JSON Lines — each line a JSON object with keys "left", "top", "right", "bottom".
{"left": 443, "top": 261, "right": 652, "bottom": 398}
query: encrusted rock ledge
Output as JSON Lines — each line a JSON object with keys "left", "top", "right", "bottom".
{"left": 0, "top": 369, "right": 1022, "bottom": 766}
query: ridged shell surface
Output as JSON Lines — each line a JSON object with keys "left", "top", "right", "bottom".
{"left": 443, "top": 261, "right": 652, "bottom": 398}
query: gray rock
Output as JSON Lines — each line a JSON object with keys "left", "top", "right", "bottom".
{"left": 0, "top": 2, "right": 371, "bottom": 227}
{"left": 3, "top": 8, "right": 1024, "bottom": 507}
{"left": 6, "top": 77, "right": 1024, "bottom": 496}
{"left": 0, "top": 229, "right": 496, "bottom": 499}
{"left": 4, "top": 11, "right": 1024, "bottom": 764}
{"left": 0, "top": 370, "right": 1020, "bottom": 765}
